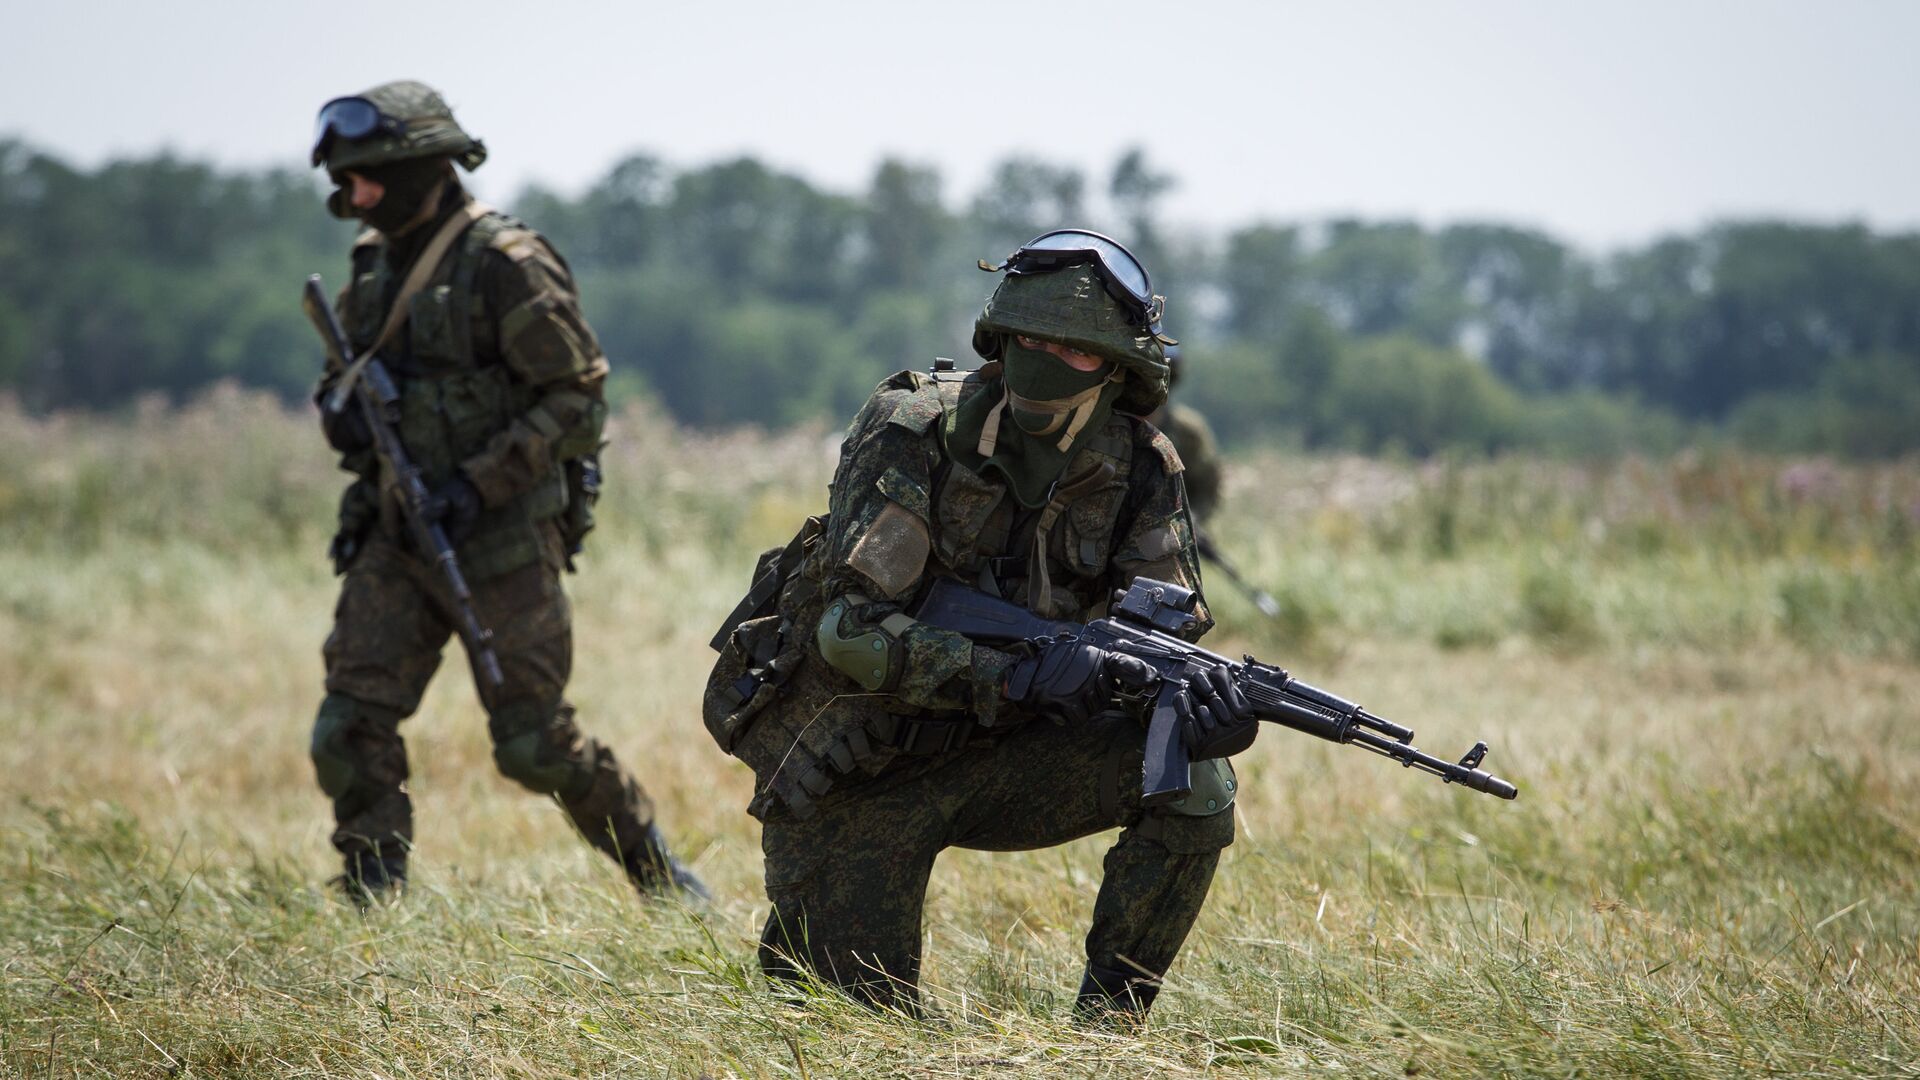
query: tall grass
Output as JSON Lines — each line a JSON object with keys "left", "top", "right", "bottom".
{"left": 2, "top": 389, "right": 1917, "bottom": 1077}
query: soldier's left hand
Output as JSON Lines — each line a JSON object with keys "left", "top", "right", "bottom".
{"left": 1176, "top": 662, "right": 1257, "bottom": 760}
{"left": 428, "top": 474, "right": 483, "bottom": 544}
{"left": 320, "top": 401, "right": 373, "bottom": 454}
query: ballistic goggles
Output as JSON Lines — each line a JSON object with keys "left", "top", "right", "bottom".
{"left": 980, "top": 228, "right": 1165, "bottom": 330}
{"left": 310, "top": 97, "right": 405, "bottom": 165}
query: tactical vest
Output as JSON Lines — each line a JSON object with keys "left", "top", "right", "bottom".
{"left": 915, "top": 368, "right": 1140, "bottom": 615}
{"left": 343, "top": 212, "right": 569, "bottom": 579}
{"left": 706, "top": 365, "right": 1173, "bottom": 817}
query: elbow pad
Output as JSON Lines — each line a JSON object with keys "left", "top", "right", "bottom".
{"left": 816, "top": 594, "right": 916, "bottom": 691}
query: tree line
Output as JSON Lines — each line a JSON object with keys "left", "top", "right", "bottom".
{"left": 3, "top": 137, "right": 1916, "bottom": 456}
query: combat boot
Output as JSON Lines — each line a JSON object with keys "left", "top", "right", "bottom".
{"left": 1073, "top": 961, "right": 1161, "bottom": 1028}
{"left": 622, "top": 823, "right": 711, "bottom": 905}
{"left": 333, "top": 850, "right": 408, "bottom": 911}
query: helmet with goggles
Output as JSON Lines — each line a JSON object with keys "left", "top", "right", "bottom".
{"left": 311, "top": 80, "right": 487, "bottom": 173}
{"left": 972, "top": 229, "right": 1177, "bottom": 414}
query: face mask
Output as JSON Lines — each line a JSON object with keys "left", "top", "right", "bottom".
{"left": 997, "top": 340, "right": 1118, "bottom": 444}
{"left": 331, "top": 155, "right": 451, "bottom": 235}
{"left": 941, "top": 337, "right": 1125, "bottom": 509}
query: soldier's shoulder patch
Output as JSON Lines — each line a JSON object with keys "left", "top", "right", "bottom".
{"left": 487, "top": 225, "right": 547, "bottom": 265}
{"left": 880, "top": 369, "right": 932, "bottom": 393}
{"left": 876, "top": 373, "right": 945, "bottom": 435}
{"left": 1139, "top": 420, "right": 1185, "bottom": 474}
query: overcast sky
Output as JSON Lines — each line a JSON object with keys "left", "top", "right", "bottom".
{"left": 4, "top": 0, "right": 1915, "bottom": 250}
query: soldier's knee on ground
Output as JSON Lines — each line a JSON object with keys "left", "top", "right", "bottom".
{"left": 309, "top": 693, "right": 403, "bottom": 800}
{"left": 758, "top": 907, "right": 812, "bottom": 985}
{"left": 488, "top": 699, "right": 591, "bottom": 798}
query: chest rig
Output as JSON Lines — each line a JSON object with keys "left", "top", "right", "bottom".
{"left": 922, "top": 365, "right": 1140, "bottom": 619}
{"left": 342, "top": 212, "right": 567, "bottom": 577}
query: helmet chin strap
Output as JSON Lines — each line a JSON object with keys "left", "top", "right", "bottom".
{"left": 976, "top": 371, "right": 1120, "bottom": 457}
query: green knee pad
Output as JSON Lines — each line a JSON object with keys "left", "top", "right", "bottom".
{"left": 1150, "top": 758, "right": 1238, "bottom": 855}
{"left": 489, "top": 700, "right": 587, "bottom": 797}
{"left": 310, "top": 693, "right": 394, "bottom": 799}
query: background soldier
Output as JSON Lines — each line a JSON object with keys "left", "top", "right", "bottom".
{"left": 704, "top": 230, "right": 1257, "bottom": 1021}
{"left": 1147, "top": 345, "right": 1282, "bottom": 617}
{"left": 1145, "top": 344, "right": 1222, "bottom": 526}
{"left": 307, "top": 80, "right": 703, "bottom": 905}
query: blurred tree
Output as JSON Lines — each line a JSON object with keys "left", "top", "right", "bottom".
{"left": 1219, "top": 223, "right": 1303, "bottom": 341}
{"left": 665, "top": 157, "right": 860, "bottom": 307}
{"left": 970, "top": 156, "right": 1085, "bottom": 248}
{"left": 862, "top": 159, "right": 948, "bottom": 291}
{"left": 1, "top": 139, "right": 1916, "bottom": 460}
{"left": 1302, "top": 220, "right": 1462, "bottom": 343}
{"left": 1108, "top": 145, "right": 1175, "bottom": 273}
{"left": 1434, "top": 223, "right": 1576, "bottom": 391}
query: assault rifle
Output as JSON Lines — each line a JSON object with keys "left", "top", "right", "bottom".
{"left": 913, "top": 576, "right": 1518, "bottom": 805}
{"left": 302, "top": 274, "right": 504, "bottom": 690}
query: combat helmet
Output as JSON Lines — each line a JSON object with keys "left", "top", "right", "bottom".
{"left": 311, "top": 80, "right": 487, "bottom": 173}
{"left": 973, "top": 229, "right": 1177, "bottom": 415}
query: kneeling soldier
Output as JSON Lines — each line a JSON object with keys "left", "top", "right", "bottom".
{"left": 705, "top": 230, "right": 1257, "bottom": 1020}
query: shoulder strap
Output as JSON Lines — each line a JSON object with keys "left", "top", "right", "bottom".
{"left": 326, "top": 199, "right": 494, "bottom": 410}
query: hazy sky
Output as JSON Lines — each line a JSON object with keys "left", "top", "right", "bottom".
{"left": 5, "top": 0, "right": 1915, "bottom": 250}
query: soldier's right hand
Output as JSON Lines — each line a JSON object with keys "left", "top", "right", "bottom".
{"left": 1175, "top": 662, "right": 1258, "bottom": 760}
{"left": 426, "top": 474, "right": 484, "bottom": 544}
{"left": 1004, "top": 635, "right": 1154, "bottom": 725}
{"left": 321, "top": 402, "right": 373, "bottom": 454}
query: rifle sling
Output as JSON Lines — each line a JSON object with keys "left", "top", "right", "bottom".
{"left": 327, "top": 198, "right": 494, "bottom": 410}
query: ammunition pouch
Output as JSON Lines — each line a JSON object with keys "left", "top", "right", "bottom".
{"left": 705, "top": 613, "right": 802, "bottom": 753}
{"left": 703, "top": 515, "right": 827, "bottom": 754}
{"left": 867, "top": 712, "right": 977, "bottom": 756}
{"left": 329, "top": 478, "right": 380, "bottom": 575}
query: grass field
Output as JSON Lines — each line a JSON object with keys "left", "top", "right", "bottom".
{"left": 2, "top": 387, "right": 1917, "bottom": 1078}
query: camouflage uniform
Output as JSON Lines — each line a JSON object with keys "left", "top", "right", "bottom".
{"left": 309, "top": 81, "right": 689, "bottom": 899}
{"left": 708, "top": 345, "right": 1235, "bottom": 1013}
{"left": 1154, "top": 402, "right": 1222, "bottom": 526}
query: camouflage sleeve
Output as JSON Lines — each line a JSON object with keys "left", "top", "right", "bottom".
{"left": 1112, "top": 420, "right": 1214, "bottom": 641}
{"left": 816, "top": 381, "right": 1019, "bottom": 724}
{"left": 1169, "top": 404, "right": 1223, "bottom": 527}
{"left": 459, "top": 234, "right": 609, "bottom": 508}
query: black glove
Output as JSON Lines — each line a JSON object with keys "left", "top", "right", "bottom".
{"left": 1176, "top": 663, "right": 1258, "bottom": 760}
{"left": 427, "top": 474, "right": 484, "bottom": 545}
{"left": 320, "top": 401, "right": 373, "bottom": 454}
{"left": 1005, "top": 636, "right": 1155, "bottom": 725}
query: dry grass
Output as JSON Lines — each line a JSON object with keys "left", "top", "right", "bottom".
{"left": 2, "top": 389, "right": 1917, "bottom": 1077}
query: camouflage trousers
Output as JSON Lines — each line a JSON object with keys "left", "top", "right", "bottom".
{"left": 756, "top": 710, "right": 1234, "bottom": 1011}
{"left": 310, "top": 526, "right": 656, "bottom": 874}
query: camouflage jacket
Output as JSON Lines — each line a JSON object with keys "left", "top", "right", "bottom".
{"left": 321, "top": 188, "right": 609, "bottom": 579}
{"left": 707, "top": 366, "right": 1210, "bottom": 817}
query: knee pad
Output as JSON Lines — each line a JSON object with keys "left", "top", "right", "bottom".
{"left": 489, "top": 700, "right": 586, "bottom": 797}
{"left": 311, "top": 693, "right": 385, "bottom": 799}
{"left": 1144, "top": 759, "right": 1237, "bottom": 855}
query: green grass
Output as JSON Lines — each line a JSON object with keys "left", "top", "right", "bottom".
{"left": 2, "top": 389, "right": 1917, "bottom": 1077}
